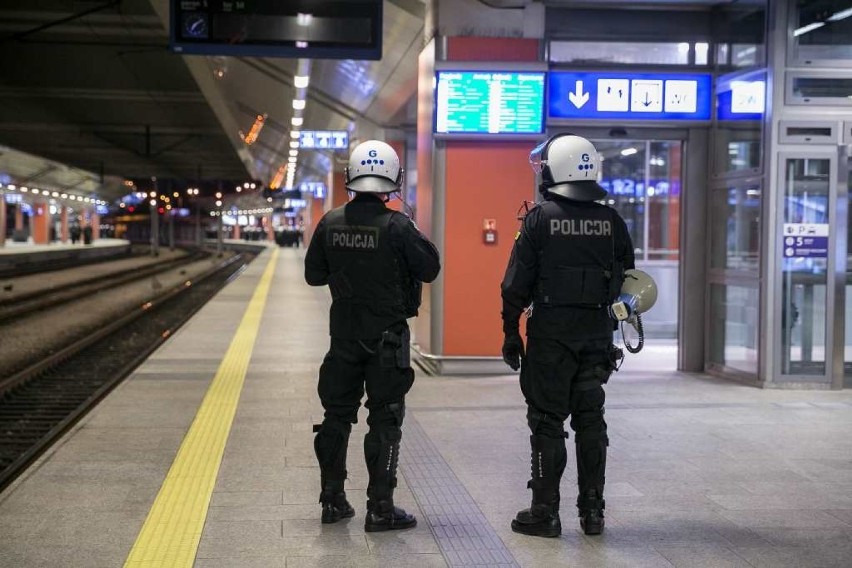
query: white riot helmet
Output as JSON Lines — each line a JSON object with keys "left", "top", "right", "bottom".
{"left": 344, "top": 140, "right": 403, "bottom": 194}
{"left": 529, "top": 133, "right": 607, "bottom": 201}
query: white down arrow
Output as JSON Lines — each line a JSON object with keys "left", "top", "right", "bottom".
{"left": 568, "top": 80, "right": 589, "bottom": 109}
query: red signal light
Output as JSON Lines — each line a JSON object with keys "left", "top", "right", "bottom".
{"left": 158, "top": 207, "right": 165, "bottom": 214}
{"left": 128, "top": 206, "right": 135, "bottom": 212}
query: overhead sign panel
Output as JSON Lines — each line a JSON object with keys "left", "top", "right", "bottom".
{"left": 717, "top": 70, "right": 766, "bottom": 121}
{"left": 434, "top": 71, "right": 546, "bottom": 135}
{"left": 549, "top": 71, "right": 712, "bottom": 121}
{"left": 170, "top": 0, "right": 383, "bottom": 60}
{"left": 299, "top": 131, "right": 348, "bottom": 150}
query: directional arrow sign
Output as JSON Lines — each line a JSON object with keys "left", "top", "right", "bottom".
{"left": 549, "top": 71, "right": 712, "bottom": 121}
{"left": 568, "top": 80, "right": 589, "bottom": 109}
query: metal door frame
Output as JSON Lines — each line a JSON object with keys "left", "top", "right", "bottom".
{"left": 773, "top": 149, "right": 842, "bottom": 387}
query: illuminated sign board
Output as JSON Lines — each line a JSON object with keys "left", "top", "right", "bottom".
{"left": 284, "top": 199, "right": 308, "bottom": 209}
{"left": 783, "top": 223, "right": 829, "bottom": 259}
{"left": 299, "top": 181, "right": 327, "bottom": 198}
{"left": 435, "top": 71, "right": 546, "bottom": 135}
{"left": 299, "top": 131, "right": 349, "bottom": 150}
{"left": 170, "top": 0, "right": 383, "bottom": 60}
{"left": 549, "top": 71, "right": 712, "bottom": 121}
{"left": 717, "top": 71, "right": 765, "bottom": 121}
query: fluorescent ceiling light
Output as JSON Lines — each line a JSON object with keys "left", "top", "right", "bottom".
{"left": 297, "top": 13, "right": 313, "bottom": 26}
{"left": 828, "top": 7, "right": 852, "bottom": 21}
{"left": 294, "top": 75, "right": 310, "bottom": 88}
{"left": 290, "top": 130, "right": 300, "bottom": 138}
{"left": 290, "top": 140, "right": 300, "bottom": 148}
{"left": 292, "top": 99, "right": 306, "bottom": 110}
{"left": 291, "top": 117, "right": 303, "bottom": 126}
{"left": 296, "top": 41, "right": 308, "bottom": 49}
{"left": 793, "top": 21, "right": 825, "bottom": 37}
{"left": 620, "top": 147, "right": 638, "bottom": 156}
{"left": 289, "top": 149, "right": 298, "bottom": 157}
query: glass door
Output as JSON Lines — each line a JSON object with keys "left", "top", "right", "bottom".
{"left": 780, "top": 156, "right": 831, "bottom": 377}
{"left": 845, "top": 150, "right": 852, "bottom": 386}
{"left": 593, "top": 139, "right": 683, "bottom": 345}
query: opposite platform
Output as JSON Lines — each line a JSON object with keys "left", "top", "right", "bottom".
{"left": 1, "top": 248, "right": 852, "bottom": 567}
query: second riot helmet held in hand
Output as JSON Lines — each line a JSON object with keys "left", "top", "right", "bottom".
{"left": 345, "top": 140, "right": 404, "bottom": 194}
{"left": 529, "top": 133, "right": 607, "bottom": 202}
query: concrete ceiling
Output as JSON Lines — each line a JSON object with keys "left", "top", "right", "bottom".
{"left": 0, "top": 0, "right": 426, "bottom": 202}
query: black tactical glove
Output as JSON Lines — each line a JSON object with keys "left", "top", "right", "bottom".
{"left": 502, "top": 332, "right": 525, "bottom": 371}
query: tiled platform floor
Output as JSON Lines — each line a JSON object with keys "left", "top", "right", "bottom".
{"left": 1, "top": 248, "right": 851, "bottom": 567}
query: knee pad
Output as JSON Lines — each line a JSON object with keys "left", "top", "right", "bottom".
{"left": 527, "top": 408, "right": 568, "bottom": 439}
{"left": 313, "top": 418, "right": 352, "bottom": 466}
{"left": 367, "top": 400, "right": 405, "bottom": 431}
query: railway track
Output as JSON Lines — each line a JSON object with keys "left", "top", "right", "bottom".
{"left": 0, "top": 249, "right": 209, "bottom": 324}
{"left": 0, "top": 251, "right": 256, "bottom": 492}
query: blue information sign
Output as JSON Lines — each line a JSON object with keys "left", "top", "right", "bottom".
{"left": 299, "top": 131, "right": 348, "bottom": 150}
{"left": 549, "top": 71, "right": 712, "bottom": 121}
{"left": 783, "top": 223, "right": 829, "bottom": 259}
{"left": 717, "top": 71, "right": 765, "bottom": 121}
{"left": 435, "top": 71, "right": 546, "bottom": 135}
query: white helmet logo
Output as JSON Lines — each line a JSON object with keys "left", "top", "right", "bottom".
{"left": 581, "top": 153, "right": 590, "bottom": 162}
{"left": 368, "top": 149, "right": 377, "bottom": 157}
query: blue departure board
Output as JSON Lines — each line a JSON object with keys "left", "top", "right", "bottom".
{"left": 435, "top": 71, "right": 546, "bottom": 135}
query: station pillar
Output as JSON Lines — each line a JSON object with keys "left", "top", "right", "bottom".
{"left": 415, "top": 21, "right": 543, "bottom": 364}
{"left": 60, "top": 206, "right": 69, "bottom": 243}
{"left": 233, "top": 223, "right": 241, "bottom": 240}
{"left": 15, "top": 204, "right": 23, "bottom": 231}
{"left": 91, "top": 211, "right": 100, "bottom": 241}
{"left": 32, "top": 201, "right": 49, "bottom": 244}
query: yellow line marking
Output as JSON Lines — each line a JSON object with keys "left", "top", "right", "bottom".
{"left": 124, "top": 248, "right": 279, "bottom": 568}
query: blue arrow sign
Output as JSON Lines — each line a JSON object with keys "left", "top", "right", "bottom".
{"left": 549, "top": 71, "right": 712, "bottom": 121}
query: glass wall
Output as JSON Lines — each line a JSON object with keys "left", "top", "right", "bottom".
{"left": 707, "top": 69, "right": 765, "bottom": 376}
{"left": 594, "top": 139, "right": 682, "bottom": 341}
{"left": 596, "top": 140, "right": 681, "bottom": 262}
{"left": 791, "top": 0, "right": 852, "bottom": 63}
{"left": 709, "top": 283, "right": 760, "bottom": 374}
{"left": 710, "top": 183, "right": 761, "bottom": 271}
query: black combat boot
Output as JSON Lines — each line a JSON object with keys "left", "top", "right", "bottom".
{"left": 578, "top": 488, "right": 605, "bottom": 535}
{"left": 575, "top": 430, "right": 607, "bottom": 535}
{"left": 364, "top": 429, "right": 416, "bottom": 532}
{"left": 319, "top": 479, "right": 355, "bottom": 524}
{"left": 511, "top": 435, "right": 567, "bottom": 538}
{"left": 314, "top": 420, "right": 353, "bottom": 524}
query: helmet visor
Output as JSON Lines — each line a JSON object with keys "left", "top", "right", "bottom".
{"left": 529, "top": 140, "right": 548, "bottom": 175}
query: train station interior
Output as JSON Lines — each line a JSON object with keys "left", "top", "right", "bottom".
{"left": 1, "top": 1, "right": 852, "bottom": 566}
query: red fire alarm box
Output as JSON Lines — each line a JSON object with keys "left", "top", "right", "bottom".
{"left": 483, "top": 219, "right": 497, "bottom": 245}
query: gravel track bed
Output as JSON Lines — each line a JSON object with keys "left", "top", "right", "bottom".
{"left": 0, "top": 248, "right": 188, "bottom": 304}
{"left": 0, "top": 253, "right": 235, "bottom": 377}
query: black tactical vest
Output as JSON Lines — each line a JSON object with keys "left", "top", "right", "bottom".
{"left": 533, "top": 199, "right": 624, "bottom": 308}
{"left": 322, "top": 204, "right": 409, "bottom": 330}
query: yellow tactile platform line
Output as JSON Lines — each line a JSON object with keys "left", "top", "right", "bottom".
{"left": 124, "top": 248, "right": 279, "bottom": 568}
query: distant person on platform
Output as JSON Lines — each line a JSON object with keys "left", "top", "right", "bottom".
{"left": 70, "top": 224, "right": 81, "bottom": 245}
{"left": 82, "top": 224, "right": 92, "bottom": 245}
{"left": 304, "top": 140, "right": 440, "bottom": 531}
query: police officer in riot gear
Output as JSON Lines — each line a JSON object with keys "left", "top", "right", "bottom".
{"left": 501, "top": 134, "right": 635, "bottom": 537}
{"left": 305, "top": 140, "right": 440, "bottom": 531}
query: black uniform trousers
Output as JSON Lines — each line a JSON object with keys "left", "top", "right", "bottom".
{"left": 520, "top": 336, "right": 612, "bottom": 507}
{"left": 314, "top": 322, "right": 414, "bottom": 498}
